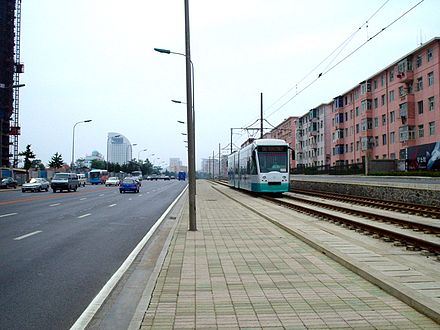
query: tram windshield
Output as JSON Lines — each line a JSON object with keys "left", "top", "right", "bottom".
{"left": 257, "top": 146, "right": 288, "bottom": 173}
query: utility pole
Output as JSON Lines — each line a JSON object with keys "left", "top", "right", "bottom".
{"left": 260, "top": 92, "right": 263, "bottom": 139}
{"left": 184, "top": 0, "right": 196, "bottom": 231}
{"left": 218, "top": 143, "right": 221, "bottom": 178}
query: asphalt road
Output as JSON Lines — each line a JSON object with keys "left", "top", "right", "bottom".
{"left": 0, "top": 180, "right": 186, "bottom": 330}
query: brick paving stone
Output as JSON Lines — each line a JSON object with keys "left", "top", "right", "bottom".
{"left": 139, "top": 181, "right": 439, "bottom": 329}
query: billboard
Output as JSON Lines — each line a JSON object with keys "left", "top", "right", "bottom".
{"left": 406, "top": 142, "right": 440, "bottom": 170}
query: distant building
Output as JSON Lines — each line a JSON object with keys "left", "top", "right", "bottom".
{"left": 84, "top": 150, "right": 104, "bottom": 168}
{"left": 169, "top": 158, "right": 182, "bottom": 173}
{"left": 107, "top": 132, "right": 133, "bottom": 165}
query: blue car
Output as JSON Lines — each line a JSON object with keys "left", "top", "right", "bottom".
{"left": 119, "top": 178, "right": 139, "bottom": 193}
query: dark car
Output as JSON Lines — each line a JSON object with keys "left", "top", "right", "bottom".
{"left": 1, "top": 177, "right": 18, "bottom": 189}
{"left": 22, "top": 178, "right": 50, "bottom": 192}
{"left": 119, "top": 178, "right": 139, "bottom": 193}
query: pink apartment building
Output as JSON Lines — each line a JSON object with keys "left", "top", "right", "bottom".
{"left": 268, "top": 37, "right": 440, "bottom": 171}
{"left": 330, "top": 37, "right": 439, "bottom": 168}
{"left": 269, "top": 116, "right": 298, "bottom": 169}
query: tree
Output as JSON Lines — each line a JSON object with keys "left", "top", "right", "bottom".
{"left": 48, "top": 152, "right": 64, "bottom": 169}
{"left": 31, "top": 159, "right": 45, "bottom": 171}
{"left": 90, "top": 159, "right": 106, "bottom": 169}
{"left": 19, "top": 144, "right": 36, "bottom": 171}
{"left": 19, "top": 144, "right": 36, "bottom": 181}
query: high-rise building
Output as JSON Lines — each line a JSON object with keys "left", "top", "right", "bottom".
{"left": 0, "top": 1, "right": 15, "bottom": 167}
{"left": 107, "top": 132, "right": 133, "bottom": 165}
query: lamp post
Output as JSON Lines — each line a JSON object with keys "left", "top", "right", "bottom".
{"left": 71, "top": 120, "right": 92, "bottom": 171}
{"left": 154, "top": 0, "right": 196, "bottom": 231}
{"left": 138, "top": 148, "right": 148, "bottom": 160}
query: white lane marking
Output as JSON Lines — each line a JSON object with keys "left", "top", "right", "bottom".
{"left": 138, "top": 194, "right": 143, "bottom": 197}
{"left": 108, "top": 204, "right": 117, "bottom": 208}
{"left": 99, "top": 194, "right": 105, "bottom": 197}
{"left": 0, "top": 212, "right": 18, "bottom": 218}
{"left": 128, "top": 198, "right": 133, "bottom": 201}
{"left": 78, "top": 213, "right": 91, "bottom": 219}
{"left": 70, "top": 185, "right": 188, "bottom": 330}
{"left": 49, "top": 203, "right": 61, "bottom": 207}
{"left": 14, "top": 230, "right": 42, "bottom": 241}
{"left": 80, "top": 197, "right": 87, "bottom": 201}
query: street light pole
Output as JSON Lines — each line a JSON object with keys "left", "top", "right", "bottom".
{"left": 184, "top": 0, "right": 196, "bottom": 231}
{"left": 71, "top": 120, "right": 92, "bottom": 171}
{"left": 138, "top": 148, "right": 147, "bottom": 160}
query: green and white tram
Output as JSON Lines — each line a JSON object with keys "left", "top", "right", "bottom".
{"left": 228, "top": 139, "right": 290, "bottom": 193}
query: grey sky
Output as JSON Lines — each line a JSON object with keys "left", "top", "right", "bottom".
{"left": 19, "top": 0, "right": 438, "bottom": 169}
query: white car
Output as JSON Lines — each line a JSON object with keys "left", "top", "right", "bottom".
{"left": 105, "top": 177, "right": 120, "bottom": 186}
{"left": 22, "top": 178, "right": 50, "bottom": 192}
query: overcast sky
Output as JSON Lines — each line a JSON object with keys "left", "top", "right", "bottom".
{"left": 19, "top": 0, "right": 438, "bottom": 169}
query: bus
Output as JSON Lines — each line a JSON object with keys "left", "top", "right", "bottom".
{"left": 228, "top": 139, "right": 290, "bottom": 193}
{"left": 178, "top": 171, "right": 186, "bottom": 181}
{"left": 89, "top": 169, "right": 109, "bottom": 185}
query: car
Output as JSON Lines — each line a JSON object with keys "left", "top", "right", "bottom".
{"left": 51, "top": 173, "right": 80, "bottom": 192}
{"left": 105, "top": 177, "right": 120, "bottom": 186}
{"left": 119, "top": 178, "right": 139, "bottom": 193}
{"left": 77, "top": 173, "right": 87, "bottom": 187}
{"left": 1, "top": 177, "right": 18, "bottom": 189}
{"left": 22, "top": 178, "right": 50, "bottom": 192}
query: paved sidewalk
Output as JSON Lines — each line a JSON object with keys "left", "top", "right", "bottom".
{"left": 138, "top": 181, "right": 438, "bottom": 329}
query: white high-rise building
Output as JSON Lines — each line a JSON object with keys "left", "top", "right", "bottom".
{"left": 107, "top": 132, "right": 133, "bottom": 165}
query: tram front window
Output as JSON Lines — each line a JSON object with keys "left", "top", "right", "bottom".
{"left": 258, "top": 152, "right": 288, "bottom": 173}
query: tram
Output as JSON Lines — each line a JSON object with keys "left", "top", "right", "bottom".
{"left": 227, "top": 139, "right": 290, "bottom": 193}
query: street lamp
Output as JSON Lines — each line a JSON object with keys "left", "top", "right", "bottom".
{"left": 155, "top": 6, "right": 196, "bottom": 231}
{"left": 71, "top": 120, "right": 92, "bottom": 171}
{"left": 138, "top": 148, "right": 148, "bottom": 160}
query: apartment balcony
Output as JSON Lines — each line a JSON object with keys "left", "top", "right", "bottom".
{"left": 399, "top": 97, "right": 415, "bottom": 126}
{"left": 396, "top": 70, "right": 414, "bottom": 84}
{"left": 399, "top": 92, "right": 415, "bottom": 105}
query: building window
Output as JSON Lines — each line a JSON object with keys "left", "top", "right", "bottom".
{"left": 375, "top": 136, "right": 379, "bottom": 147}
{"left": 390, "top": 132, "right": 395, "bottom": 144}
{"left": 389, "top": 90, "right": 394, "bottom": 102}
{"left": 416, "top": 77, "right": 423, "bottom": 91}
{"left": 428, "top": 72, "right": 434, "bottom": 86}
{"left": 390, "top": 111, "right": 395, "bottom": 123}
{"left": 398, "top": 86, "right": 405, "bottom": 97}
{"left": 381, "top": 94, "right": 385, "bottom": 106}
{"left": 382, "top": 114, "right": 387, "bottom": 126}
{"left": 418, "top": 124, "right": 424, "bottom": 137}
{"left": 416, "top": 54, "right": 422, "bottom": 68}
{"left": 356, "top": 124, "right": 359, "bottom": 133}
{"left": 374, "top": 98, "right": 378, "bottom": 109}
{"left": 429, "top": 96, "right": 435, "bottom": 111}
{"left": 355, "top": 107, "right": 359, "bottom": 117}
{"left": 418, "top": 100, "right": 424, "bottom": 114}
{"left": 429, "top": 121, "right": 435, "bottom": 135}
{"left": 390, "top": 153, "right": 396, "bottom": 159}
{"left": 373, "top": 80, "right": 378, "bottom": 90}
{"left": 389, "top": 70, "right": 394, "bottom": 82}
{"left": 374, "top": 117, "right": 379, "bottom": 128}
{"left": 382, "top": 134, "right": 387, "bottom": 145}
{"left": 427, "top": 48, "right": 433, "bottom": 62}
{"left": 381, "top": 75, "right": 385, "bottom": 87}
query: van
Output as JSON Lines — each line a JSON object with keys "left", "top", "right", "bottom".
{"left": 51, "top": 173, "right": 79, "bottom": 192}
{"left": 77, "top": 174, "right": 86, "bottom": 187}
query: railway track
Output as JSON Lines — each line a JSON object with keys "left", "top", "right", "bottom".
{"left": 292, "top": 188, "right": 440, "bottom": 219}
{"left": 214, "top": 180, "right": 440, "bottom": 256}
